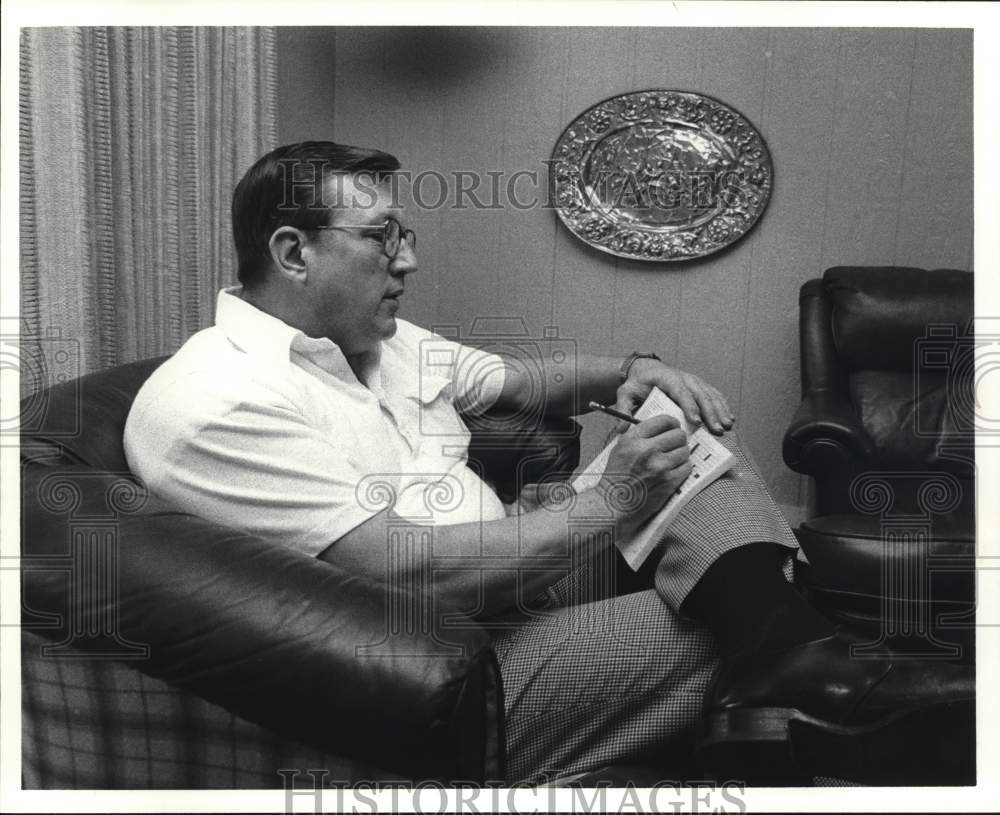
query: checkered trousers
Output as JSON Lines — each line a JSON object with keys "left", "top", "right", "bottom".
{"left": 21, "top": 631, "right": 384, "bottom": 788}
{"left": 492, "top": 431, "right": 800, "bottom": 783}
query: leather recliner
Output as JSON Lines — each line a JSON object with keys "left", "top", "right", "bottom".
{"left": 20, "top": 356, "right": 582, "bottom": 788}
{"left": 783, "top": 266, "right": 975, "bottom": 660}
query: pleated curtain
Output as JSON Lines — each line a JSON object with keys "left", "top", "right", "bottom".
{"left": 19, "top": 27, "right": 277, "bottom": 395}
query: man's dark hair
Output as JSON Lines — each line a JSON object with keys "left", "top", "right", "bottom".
{"left": 232, "top": 141, "right": 401, "bottom": 287}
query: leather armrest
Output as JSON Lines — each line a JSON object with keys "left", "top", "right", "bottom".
{"left": 21, "top": 464, "right": 504, "bottom": 782}
{"left": 798, "top": 278, "right": 849, "bottom": 396}
{"left": 783, "top": 389, "right": 876, "bottom": 474}
{"left": 465, "top": 411, "right": 581, "bottom": 503}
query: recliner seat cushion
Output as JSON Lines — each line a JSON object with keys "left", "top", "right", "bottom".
{"left": 797, "top": 513, "right": 974, "bottom": 603}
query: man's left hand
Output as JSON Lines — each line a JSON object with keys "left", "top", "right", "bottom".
{"left": 614, "top": 358, "right": 734, "bottom": 435}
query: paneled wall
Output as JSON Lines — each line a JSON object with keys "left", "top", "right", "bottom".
{"left": 275, "top": 27, "right": 973, "bottom": 520}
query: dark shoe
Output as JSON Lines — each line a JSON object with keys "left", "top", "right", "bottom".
{"left": 695, "top": 634, "right": 975, "bottom": 786}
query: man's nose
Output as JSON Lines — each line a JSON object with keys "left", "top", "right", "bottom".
{"left": 389, "top": 238, "right": 417, "bottom": 275}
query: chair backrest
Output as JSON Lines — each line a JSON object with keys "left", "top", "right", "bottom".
{"left": 822, "top": 266, "right": 973, "bottom": 373}
{"left": 21, "top": 356, "right": 170, "bottom": 471}
{"left": 799, "top": 267, "right": 973, "bottom": 474}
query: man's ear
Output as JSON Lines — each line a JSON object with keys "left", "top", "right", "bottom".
{"left": 268, "top": 226, "right": 309, "bottom": 282}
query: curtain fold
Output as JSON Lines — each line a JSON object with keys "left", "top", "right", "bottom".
{"left": 19, "top": 27, "right": 277, "bottom": 396}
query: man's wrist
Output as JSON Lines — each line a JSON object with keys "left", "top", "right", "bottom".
{"left": 620, "top": 352, "right": 661, "bottom": 383}
{"left": 587, "top": 479, "right": 640, "bottom": 535}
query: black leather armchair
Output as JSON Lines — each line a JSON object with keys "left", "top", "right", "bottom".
{"left": 783, "top": 266, "right": 975, "bottom": 659}
{"left": 20, "top": 356, "right": 581, "bottom": 788}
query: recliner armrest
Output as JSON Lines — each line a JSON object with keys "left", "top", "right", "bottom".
{"left": 465, "top": 412, "right": 581, "bottom": 503}
{"left": 21, "top": 464, "right": 504, "bottom": 782}
{"left": 782, "top": 389, "right": 876, "bottom": 475}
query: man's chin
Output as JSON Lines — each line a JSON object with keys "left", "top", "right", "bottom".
{"left": 378, "top": 316, "right": 398, "bottom": 339}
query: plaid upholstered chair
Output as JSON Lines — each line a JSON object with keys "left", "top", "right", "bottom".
{"left": 20, "top": 356, "right": 581, "bottom": 788}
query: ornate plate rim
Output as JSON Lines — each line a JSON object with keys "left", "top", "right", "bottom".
{"left": 549, "top": 89, "right": 774, "bottom": 263}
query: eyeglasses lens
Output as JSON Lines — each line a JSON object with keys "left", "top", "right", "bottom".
{"left": 384, "top": 219, "right": 401, "bottom": 258}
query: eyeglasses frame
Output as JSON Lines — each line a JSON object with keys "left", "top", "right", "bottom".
{"left": 303, "top": 215, "right": 416, "bottom": 259}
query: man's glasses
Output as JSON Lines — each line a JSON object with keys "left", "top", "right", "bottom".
{"left": 306, "top": 216, "right": 416, "bottom": 259}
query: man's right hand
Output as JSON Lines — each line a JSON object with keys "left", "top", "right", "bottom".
{"left": 598, "top": 414, "right": 692, "bottom": 532}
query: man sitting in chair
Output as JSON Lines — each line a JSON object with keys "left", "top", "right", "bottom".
{"left": 124, "top": 141, "right": 972, "bottom": 785}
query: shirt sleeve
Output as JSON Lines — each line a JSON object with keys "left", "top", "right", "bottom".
{"left": 450, "top": 342, "right": 507, "bottom": 415}
{"left": 125, "top": 372, "right": 380, "bottom": 557}
{"left": 399, "top": 321, "right": 506, "bottom": 416}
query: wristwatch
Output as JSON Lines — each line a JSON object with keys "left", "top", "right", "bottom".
{"left": 620, "top": 352, "right": 661, "bottom": 382}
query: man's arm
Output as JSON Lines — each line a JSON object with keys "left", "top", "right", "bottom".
{"left": 320, "top": 488, "right": 617, "bottom": 618}
{"left": 493, "top": 352, "right": 736, "bottom": 434}
{"left": 319, "top": 414, "right": 692, "bottom": 619}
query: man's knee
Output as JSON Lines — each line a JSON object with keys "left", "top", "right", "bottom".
{"left": 716, "top": 427, "right": 744, "bottom": 453}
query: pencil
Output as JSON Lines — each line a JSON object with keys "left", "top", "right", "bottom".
{"left": 588, "top": 401, "right": 640, "bottom": 425}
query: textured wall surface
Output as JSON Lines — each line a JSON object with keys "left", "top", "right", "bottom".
{"left": 275, "top": 27, "right": 973, "bottom": 519}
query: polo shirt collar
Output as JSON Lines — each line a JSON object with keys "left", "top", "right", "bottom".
{"left": 215, "top": 287, "right": 383, "bottom": 388}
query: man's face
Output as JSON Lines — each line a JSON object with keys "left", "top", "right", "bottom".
{"left": 302, "top": 174, "right": 416, "bottom": 356}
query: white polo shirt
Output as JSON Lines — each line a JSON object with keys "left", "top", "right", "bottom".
{"left": 123, "top": 288, "right": 509, "bottom": 556}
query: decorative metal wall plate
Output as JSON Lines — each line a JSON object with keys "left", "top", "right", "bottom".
{"left": 550, "top": 90, "right": 773, "bottom": 262}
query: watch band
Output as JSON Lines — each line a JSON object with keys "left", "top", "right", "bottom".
{"left": 620, "top": 352, "right": 661, "bottom": 382}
